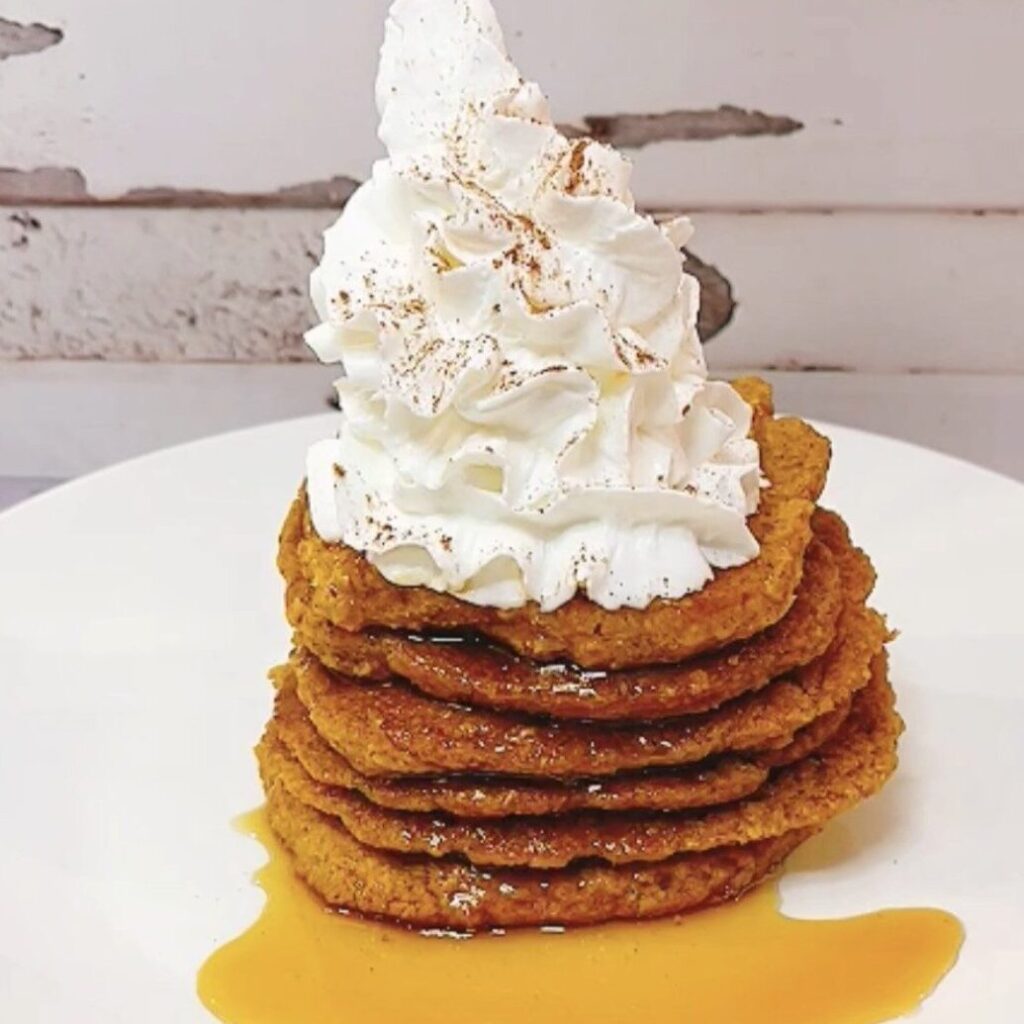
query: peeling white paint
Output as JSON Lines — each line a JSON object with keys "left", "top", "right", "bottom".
{"left": 566, "top": 105, "right": 803, "bottom": 147}
{"left": 0, "top": 165, "right": 87, "bottom": 200}
{"left": 0, "top": 16, "right": 62, "bottom": 60}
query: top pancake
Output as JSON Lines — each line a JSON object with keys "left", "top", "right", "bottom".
{"left": 279, "top": 378, "right": 832, "bottom": 669}
{"left": 289, "top": 509, "right": 860, "bottom": 720}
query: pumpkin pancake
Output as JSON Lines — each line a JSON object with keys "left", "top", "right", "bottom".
{"left": 271, "top": 676, "right": 771, "bottom": 813}
{"left": 759, "top": 697, "right": 852, "bottom": 768}
{"left": 289, "top": 598, "right": 888, "bottom": 779}
{"left": 812, "top": 508, "right": 876, "bottom": 604}
{"left": 289, "top": 530, "right": 847, "bottom": 721}
{"left": 270, "top": 676, "right": 850, "bottom": 817}
{"left": 260, "top": 655, "right": 897, "bottom": 870}
{"left": 278, "top": 379, "right": 832, "bottom": 670}
{"left": 263, "top": 780, "right": 813, "bottom": 929}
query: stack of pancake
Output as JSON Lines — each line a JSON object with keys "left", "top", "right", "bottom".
{"left": 259, "top": 378, "right": 900, "bottom": 930}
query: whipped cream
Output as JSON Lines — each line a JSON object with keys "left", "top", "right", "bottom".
{"left": 304, "top": 0, "right": 761, "bottom": 612}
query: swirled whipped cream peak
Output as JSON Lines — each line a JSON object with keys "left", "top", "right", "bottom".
{"left": 304, "top": 0, "right": 762, "bottom": 612}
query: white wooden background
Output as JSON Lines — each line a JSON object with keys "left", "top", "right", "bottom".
{"left": 1, "top": 0, "right": 1023, "bottom": 487}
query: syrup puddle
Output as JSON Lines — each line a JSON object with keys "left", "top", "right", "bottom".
{"left": 198, "top": 809, "right": 962, "bottom": 1024}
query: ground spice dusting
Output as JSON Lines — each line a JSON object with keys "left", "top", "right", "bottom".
{"left": 566, "top": 138, "right": 589, "bottom": 194}
{"left": 299, "top": 2, "right": 771, "bottom": 616}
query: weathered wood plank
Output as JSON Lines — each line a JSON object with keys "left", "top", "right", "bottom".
{"left": 694, "top": 209, "right": 1024, "bottom": 373}
{"left": 1, "top": 0, "right": 1022, "bottom": 208}
{"left": 2, "top": 206, "right": 1021, "bottom": 372}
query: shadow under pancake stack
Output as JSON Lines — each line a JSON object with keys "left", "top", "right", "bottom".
{"left": 260, "top": 378, "right": 900, "bottom": 930}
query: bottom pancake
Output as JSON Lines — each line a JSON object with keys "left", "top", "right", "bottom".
{"left": 263, "top": 781, "right": 813, "bottom": 930}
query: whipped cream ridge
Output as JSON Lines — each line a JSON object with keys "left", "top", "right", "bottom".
{"left": 304, "top": 0, "right": 762, "bottom": 612}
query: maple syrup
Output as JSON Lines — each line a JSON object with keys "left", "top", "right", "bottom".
{"left": 198, "top": 809, "right": 962, "bottom": 1024}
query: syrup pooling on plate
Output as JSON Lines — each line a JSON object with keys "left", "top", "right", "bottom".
{"left": 198, "top": 809, "right": 963, "bottom": 1024}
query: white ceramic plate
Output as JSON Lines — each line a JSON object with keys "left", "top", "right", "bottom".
{"left": 1, "top": 416, "right": 1022, "bottom": 1022}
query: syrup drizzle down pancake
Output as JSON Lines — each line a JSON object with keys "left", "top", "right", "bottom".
{"left": 289, "top": 601, "right": 886, "bottom": 779}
